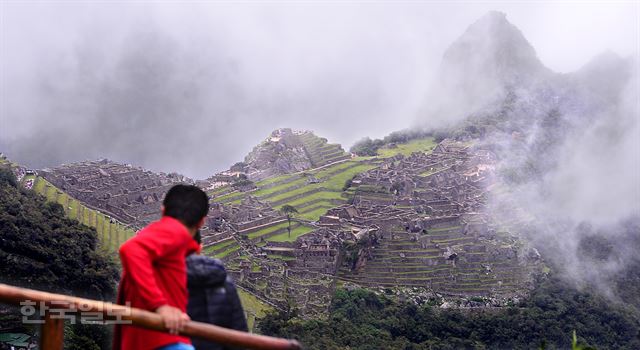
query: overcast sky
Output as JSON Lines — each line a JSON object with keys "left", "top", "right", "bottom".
{"left": 1, "top": 1, "right": 638, "bottom": 179}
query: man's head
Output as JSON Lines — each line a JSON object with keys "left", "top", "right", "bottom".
{"left": 162, "top": 184, "right": 209, "bottom": 231}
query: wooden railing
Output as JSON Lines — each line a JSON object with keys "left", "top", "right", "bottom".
{"left": 0, "top": 283, "right": 302, "bottom": 350}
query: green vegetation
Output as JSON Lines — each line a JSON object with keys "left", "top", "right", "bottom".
{"left": 350, "top": 129, "right": 435, "bottom": 156}
{"left": 259, "top": 273, "right": 640, "bottom": 350}
{"left": 377, "top": 137, "right": 437, "bottom": 158}
{"left": 280, "top": 205, "right": 299, "bottom": 240}
{"left": 246, "top": 222, "right": 290, "bottom": 239}
{"left": 0, "top": 166, "right": 118, "bottom": 350}
{"left": 212, "top": 190, "right": 245, "bottom": 203}
{"left": 203, "top": 240, "right": 240, "bottom": 260}
{"left": 207, "top": 185, "right": 232, "bottom": 196}
{"left": 252, "top": 177, "right": 306, "bottom": 197}
{"left": 214, "top": 159, "right": 376, "bottom": 223}
{"left": 278, "top": 191, "right": 344, "bottom": 210}
{"left": 259, "top": 164, "right": 373, "bottom": 203}
{"left": 203, "top": 239, "right": 237, "bottom": 254}
{"left": 29, "top": 177, "right": 135, "bottom": 253}
{"left": 238, "top": 289, "right": 273, "bottom": 331}
{"left": 267, "top": 225, "right": 314, "bottom": 242}
{"left": 214, "top": 245, "right": 240, "bottom": 259}
{"left": 0, "top": 168, "right": 118, "bottom": 297}
{"left": 256, "top": 173, "right": 297, "bottom": 187}
{"left": 299, "top": 206, "right": 336, "bottom": 221}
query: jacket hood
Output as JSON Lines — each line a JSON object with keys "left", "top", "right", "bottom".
{"left": 186, "top": 254, "right": 227, "bottom": 288}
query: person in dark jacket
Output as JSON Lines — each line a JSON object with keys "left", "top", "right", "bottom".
{"left": 186, "top": 251, "right": 248, "bottom": 350}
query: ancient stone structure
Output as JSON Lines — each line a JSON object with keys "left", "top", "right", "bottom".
{"left": 35, "top": 138, "right": 538, "bottom": 317}
{"left": 40, "top": 159, "right": 191, "bottom": 228}
{"left": 211, "top": 139, "right": 538, "bottom": 316}
{"left": 332, "top": 140, "right": 535, "bottom": 297}
{"left": 198, "top": 129, "right": 351, "bottom": 189}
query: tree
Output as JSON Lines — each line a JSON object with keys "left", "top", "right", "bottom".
{"left": 0, "top": 166, "right": 17, "bottom": 187}
{"left": 280, "top": 205, "right": 299, "bottom": 239}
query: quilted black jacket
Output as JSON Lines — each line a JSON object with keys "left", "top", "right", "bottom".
{"left": 186, "top": 254, "right": 248, "bottom": 350}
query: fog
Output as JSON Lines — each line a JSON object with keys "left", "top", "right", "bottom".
{"left": 481, "top": 49, "right": 640, "bottom": 299}
{"left": 1, "top": 2, "right": 637, "bottom": 179}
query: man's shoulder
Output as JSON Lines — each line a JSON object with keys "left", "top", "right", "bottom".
{"left": 186, "top": 254, "right": 228, "bottom": 287}
{"left": 186, "top": 254, "right": 225, "bottom": 269}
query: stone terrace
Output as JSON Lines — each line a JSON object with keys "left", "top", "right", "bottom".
{"left": 40, "top": 159, "right": 191, "bottom": 228}
{"left": 203, "top": 138, "right": 539, "bottom": 316}
{"left": 334, "top": 139, "right": 537, "bottom": 298}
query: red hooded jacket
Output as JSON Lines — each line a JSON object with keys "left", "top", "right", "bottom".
{"left": 114, "top": 216, "right": 200, "bottom": 350}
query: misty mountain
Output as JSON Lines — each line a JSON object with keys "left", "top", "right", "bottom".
{"left": 426, "top": 11, "right": 552, "bottom": 123}
{"left": 442, "top": 11, "right": 550, "bottom": 84}
{"left": 568, "top": 50, "right": 633, "bottom": 106}
{"left": 427, "top": 11, "right": 634, "bottom": 129}
{"left": 430, "top": 11, "right": 639, "bottom": 304}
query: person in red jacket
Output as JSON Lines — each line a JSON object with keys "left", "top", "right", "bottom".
{"left": 114, "top": 184, "right": 209, "bottom": 350}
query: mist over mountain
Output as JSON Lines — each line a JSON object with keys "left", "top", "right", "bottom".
{"left": 2, "top": 3, "right": 637, "bottom": 180}
{"left": 1, "top": 5, "right": 639, "bottom": 348}
{"left": 423, "top": 11, "right": 552, "bottom": 125}
{"left": 421, "top": 11, "right": 639, "bottom": 300}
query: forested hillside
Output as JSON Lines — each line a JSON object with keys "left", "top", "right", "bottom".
{"left": 0, "top": 166, "right": 119, "bottom": 349}
{"left": 260, "top": 273, "right": 640, "bottom": 349}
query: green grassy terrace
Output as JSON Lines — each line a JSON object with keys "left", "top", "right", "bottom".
{"left": 213, "top": 160, "right": 377, "bottom": 222}
{"left": 30, "top": 176, "right": 136, "bottom": 253}
{"left": 207, "top": 137, "right": 436, "bottom": 263}
{"left": 209, "top": 137, "right": 436, "bottom": 260}
{"left": 377, "top": 138, "right": 437, "bottom": 158}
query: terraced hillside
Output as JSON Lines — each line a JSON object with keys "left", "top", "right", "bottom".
{"left": 297, "top": 131, "right": 351, "bottom": 167}
{"left": 4, "top": 134, "right": 534, "bottom": 317}
{"left": 214, "top": 161, "right": 377, "bottom": 218}
{"left": 198, "top": 128, "right": 351, "bottom": 186}
{"left": 202, "top": 137, "right": 437, "bottom": 262}
{"left": 337, "top": 222, "right": 528, "bottom": 296}
{"left": 200, "top": 136, "right": 538, "bottom": 316}
{"left": 199, "top": 136, "right": 522, "bottom": 317}
{"left": 0, "top": 156, "right": 135, "bottom": 253}
{"left": 29, "top": 176, "right": 136, "bottom": 252}
{"left": 39, "top": 159, "right": 190, "bottom": 228}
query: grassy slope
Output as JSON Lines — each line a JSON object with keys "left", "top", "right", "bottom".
{"left": 267, "top": 225, "right": 315, "bottom": 242}
{"left": 377, "top": 138, "right": 437, "bottom": 158}
{"left": 30, "top": 176, "right": 136, "bottom": 253}
{"left": 237, "top": 289, "right": 273, "bottom": 331}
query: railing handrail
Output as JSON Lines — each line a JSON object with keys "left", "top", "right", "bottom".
{"left": 0, "top": 283, "right": 302, "bottom": 350}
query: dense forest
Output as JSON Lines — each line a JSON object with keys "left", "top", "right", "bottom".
{"left": 0, "top": 166, "right": 119, "bottom": 350}
{"left": 260, "top": 274, "right": 640, "bottom": 349}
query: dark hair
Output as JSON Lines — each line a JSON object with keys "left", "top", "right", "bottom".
{"left": 163, "top": 184, "right": 209, "bottom": 228}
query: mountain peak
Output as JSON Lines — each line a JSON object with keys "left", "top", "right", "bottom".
{"left": 578, "top": 50, "right": 625, "bottom": 73}
{"left": 477, "top": 10, "right": 509, "bottom": 26}
{"left": 424, "top": 11, "right": 551, "bottom": 123}
{"left": 199, "top": 129, "right": 350, "bottom": 188}
{"left": 441, "top": 11, "right": 548, "bottom": 84}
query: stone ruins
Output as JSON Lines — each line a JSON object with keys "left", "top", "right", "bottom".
{"left": 198, "top": 128, "right": 350, "bottom": 189}
{"left": 40, "top": 159, "right": 191, "bottom": 228}
{"left": 203, "top": 138, "right": 540, "bottom": 316}
{"left": 34, "top": 136, "right": 540, "bottom": 317}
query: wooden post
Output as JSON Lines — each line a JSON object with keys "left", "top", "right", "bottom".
{"left": 40, "top": 310, "right": 64, "bottom": 350}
